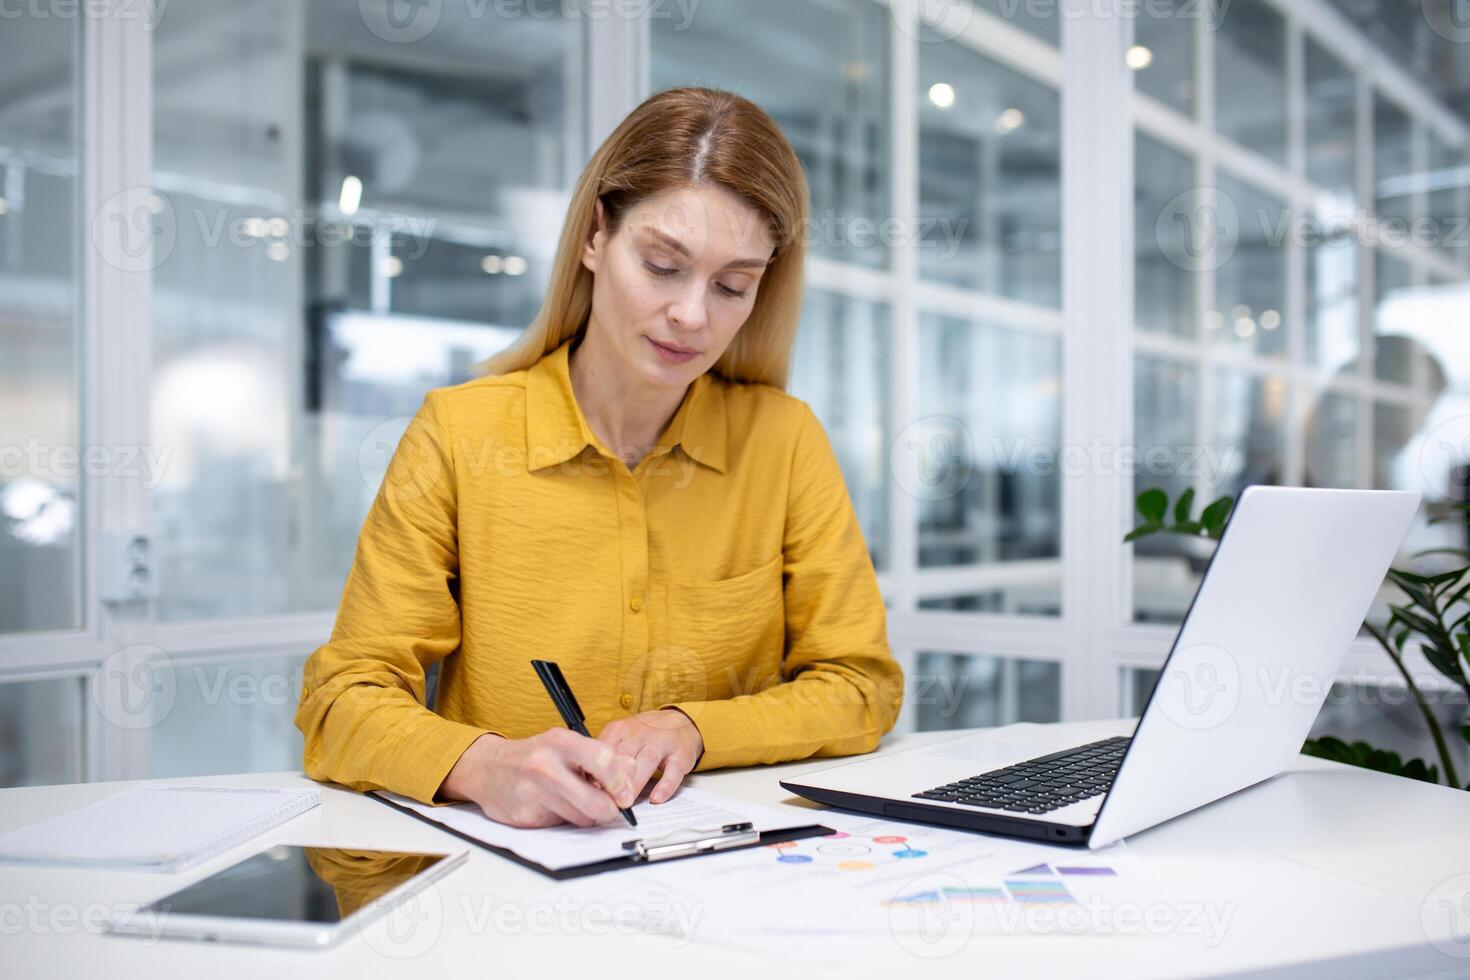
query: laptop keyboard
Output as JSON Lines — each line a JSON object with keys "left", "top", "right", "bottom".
{"left": 912, "top": 735, "right": 1131, "bottom": 815}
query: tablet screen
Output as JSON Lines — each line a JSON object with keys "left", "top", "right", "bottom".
{"left": 140, "top": 844, "right": 453, "bottom": 924}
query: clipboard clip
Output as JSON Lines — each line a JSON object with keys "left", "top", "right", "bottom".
{"left": 621, "top": 822, "right": 759, "bottom": 862}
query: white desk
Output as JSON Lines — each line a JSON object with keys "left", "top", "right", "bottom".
{"left": 5, "top": 720, "right": 1469, "bottom": 978}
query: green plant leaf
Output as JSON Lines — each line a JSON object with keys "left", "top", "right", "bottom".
{"left": 1200, "top": 496, "right": 1234, "bottom": 536}
{"left": 1137, "top": 488, "right": 1167, "bottom": 523}
{"left": 1123, "top": 523, "right": 1163, "bottom": 543}
{"left": 1413, "top": 547, "right": 1470, "bottom": 561}
{"left": 1386, "top": 576, "right": 1434, "bottom": 609}
{"left": 1428, "top": 504, "right": 1470, "bottom": 526}
{"left": 1421, "top": 641, "right": 1467, "bottom": 684}
{"left": 1173, "top": 487, "right": 1196, "bottom": 525}
{"left": 1391, "top": 604, "right": 1439, "bottom": 641}
{"left": 1169, "top": 521, "right": 1204, "bottom": 536}
{"left": 1461, "top": 724, "right": 1470, "bottom": 745}
{"left": 1426, "top": 567, "right": 1469, "bottom": 591}
{"left": 1301, "top": 736, "right": 1440, "bottom": 784}
{"left": 1445, "top": 580, "right": 1470, "bottom": 612}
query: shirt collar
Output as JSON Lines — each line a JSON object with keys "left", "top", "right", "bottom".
{"left": 525, "top": 335, "right": 728, "bottom": 474}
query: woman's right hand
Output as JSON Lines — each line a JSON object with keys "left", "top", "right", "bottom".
{"left": 437, "top": 730, "right": 640, "bottom": 828}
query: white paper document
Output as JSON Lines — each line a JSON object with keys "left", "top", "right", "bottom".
{"left": 373, "top": 786, "right": 819, "bottom": 871}
{"left": 561, "top": 809, "right": 1153, "bottom": 964}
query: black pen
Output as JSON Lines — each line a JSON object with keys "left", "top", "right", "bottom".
{"left": 530, "top": 659, "right": 637, "bottom": 827}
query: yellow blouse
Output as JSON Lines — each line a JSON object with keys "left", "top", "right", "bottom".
{"left": 294, "top": 335, "right": 904, "bottom": 804}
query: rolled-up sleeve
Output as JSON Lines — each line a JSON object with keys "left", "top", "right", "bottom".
{"left": 662, "top": 403, "right": 904, "bottom": 770}
{"left": 294, "top": 391, "right": 499, "bottom": 803}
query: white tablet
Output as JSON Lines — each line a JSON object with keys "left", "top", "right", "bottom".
{"left": 109, "top": 843, "right": 468, "bottom": 948}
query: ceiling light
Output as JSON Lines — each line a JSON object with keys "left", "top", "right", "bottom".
{"left": 339, "top": 175, "right": 363, "bottom": 216}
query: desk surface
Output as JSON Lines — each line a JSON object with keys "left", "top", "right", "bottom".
{"left": 4, "top": 720, "right": 1469, "bottom": 979}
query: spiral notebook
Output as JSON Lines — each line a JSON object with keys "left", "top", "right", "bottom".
{"left": 0, "top": 784, "right": 321, "bottom": 873}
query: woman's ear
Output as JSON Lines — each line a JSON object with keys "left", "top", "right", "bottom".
{"left": 581, "top": 197, "right": 607, "bottom": 273}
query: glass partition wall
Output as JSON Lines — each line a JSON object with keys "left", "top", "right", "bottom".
{"left": 2, "top": 0, "right": 1466, "bottom": 783}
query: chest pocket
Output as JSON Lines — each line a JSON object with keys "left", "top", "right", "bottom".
{"left": 665, "top": 555, "right": 785, "bottom": 702}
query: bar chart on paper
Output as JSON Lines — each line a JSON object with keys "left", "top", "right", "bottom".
{"left": 568, "top": 812, "right": 1152, "bottom": 964}
{"left": 564, "top": 811, "right": 1146, "bottom": 963}
{"left": 884, "top": 860, "right": 1122, "bottom": 909}
{"left": 635, "top": 812, "right": 1136, "bottom": 911}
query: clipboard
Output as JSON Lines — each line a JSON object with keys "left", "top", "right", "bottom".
{"left": 369, "top": 791, "right": 833, "bottom": 880}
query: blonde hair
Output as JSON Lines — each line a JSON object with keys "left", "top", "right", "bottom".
{"left": 478, "top": 87, "right": 809, "bottom": 389}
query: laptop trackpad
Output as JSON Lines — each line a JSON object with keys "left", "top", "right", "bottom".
{"left": 921, "top": 734, "right": 1054, "bottom": 769}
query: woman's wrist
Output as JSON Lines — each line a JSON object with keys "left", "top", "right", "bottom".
{"left": 661, "top": 707, "right": 705, "bottom": 765}
{"left": 438, "top": 731, "right": 507, "bottom": 802}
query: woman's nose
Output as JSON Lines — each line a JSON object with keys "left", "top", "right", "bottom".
{"left": 667, "top": 281, "right": 708, "bottom": 331}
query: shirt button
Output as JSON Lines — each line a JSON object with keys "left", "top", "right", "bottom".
{"left": 619, "top": 693, "right": 634, "bottom": 709}
{"left": 628, "top": 594, "right": 644, "bottom": 613}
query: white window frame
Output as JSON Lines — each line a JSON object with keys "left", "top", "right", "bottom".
{"left": 1, "top": 0, "right": 1464, "bottom": 782}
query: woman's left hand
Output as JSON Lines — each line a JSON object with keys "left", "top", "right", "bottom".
{"left": 596, "top": 708, "right": 705, "bottom": 804}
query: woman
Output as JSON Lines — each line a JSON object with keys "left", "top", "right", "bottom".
{"left": 295, "top": 87, "right": 903, "bottom": 829}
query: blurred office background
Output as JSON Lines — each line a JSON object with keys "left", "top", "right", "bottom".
{"left": 2, "top": 0, "right": 1467, "bottom": 786}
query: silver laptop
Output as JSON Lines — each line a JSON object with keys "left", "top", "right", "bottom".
{"left": 781, "top": 486, "right": 1420, "bottom": 848}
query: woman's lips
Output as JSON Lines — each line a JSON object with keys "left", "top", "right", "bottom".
{"left": 647, "top": 336, "right": 699, "bottom": 364}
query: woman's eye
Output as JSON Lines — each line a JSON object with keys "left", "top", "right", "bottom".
{"left": 643, "top": 259, "right": 679, "bottom": 277}
{"left": 644, "top": 258, "right": 747, "bottom": 299}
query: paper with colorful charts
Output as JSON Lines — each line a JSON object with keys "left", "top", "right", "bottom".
{"left": 562, "top": 810, "right": 1183, "bottom": 964}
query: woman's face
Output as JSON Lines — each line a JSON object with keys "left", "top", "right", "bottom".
{"left": 580, "top": 183, "right": 777, "bottom": 390}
